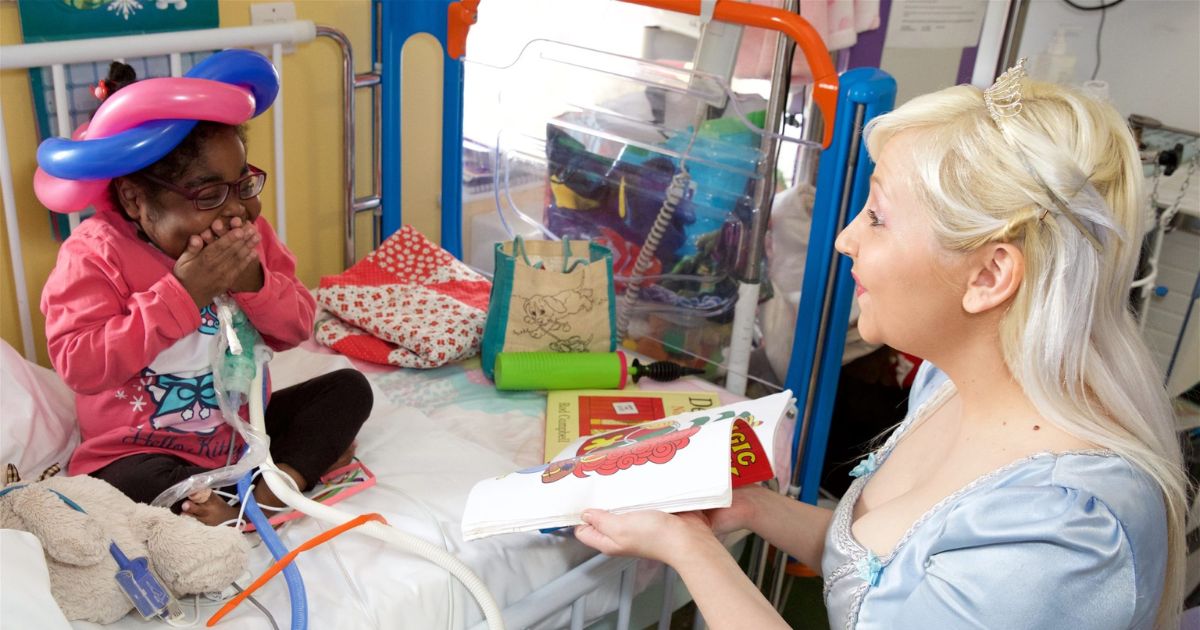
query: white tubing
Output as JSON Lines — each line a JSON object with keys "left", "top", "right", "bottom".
{"left": 724, "top": 281, "right": 760, "bottom": 395}
{"left": 247, "top": 368, "right": 506, "bottom": 630}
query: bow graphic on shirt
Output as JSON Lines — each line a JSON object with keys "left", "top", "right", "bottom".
{"left": 198, "top": 305, "right": 220, "bottom": 335}
{"left": 149, "top": 373, "right": 218, "bottom": 421}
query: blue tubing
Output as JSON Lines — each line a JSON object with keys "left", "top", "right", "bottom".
{"left": 238, "top": 471, "right": 307, "bottom": 630}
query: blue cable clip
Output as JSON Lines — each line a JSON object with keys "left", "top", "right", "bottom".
{"left": 111, "top": 543, "right": 184, "bottom": 621}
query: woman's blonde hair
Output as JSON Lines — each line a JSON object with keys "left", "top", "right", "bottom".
{"left": 863, "top": 80, "right": 1186, "bottom": 627}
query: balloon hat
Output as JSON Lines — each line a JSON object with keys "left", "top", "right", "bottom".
{"left": 34, "top": 49, "right": 279, "bottom": 214}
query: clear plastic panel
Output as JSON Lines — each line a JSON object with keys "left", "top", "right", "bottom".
{"left": 463, "top": 40, "right": 822, "bottom": 386}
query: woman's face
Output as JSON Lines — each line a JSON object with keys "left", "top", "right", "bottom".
{"left": 120, "top": 127, "right": 261, "bottom": 259}
{"left": 834, "top": 133, "right": 970, "bottom": 357}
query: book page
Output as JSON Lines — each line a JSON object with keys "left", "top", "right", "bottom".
{"left": 544, "top": 389, "right": 722, "bottom": 462}
{"left": 463, "top": 391, "right": 793, "bottom": 540}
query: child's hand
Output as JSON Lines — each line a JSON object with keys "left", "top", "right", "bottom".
{"left": 173, "top": 223, "right": 260, "bottom": 308}
{"left": 203, "top": 217, "right": 264, "bottom": 293}
{"left": 574, "top": 508, "right": 717, "bottom": 565}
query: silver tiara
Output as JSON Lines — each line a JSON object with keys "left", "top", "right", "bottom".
{"left": 983, "top": 58, "right": 1103, "bottom": 253}
{"left": 983, "top": 58, "right": 1028, "bottom": 124}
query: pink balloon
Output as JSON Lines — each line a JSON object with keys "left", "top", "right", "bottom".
{"left": 36, "top": 74, "right": 259, "bottom": 213}
{"left": 85, "top": 78, "right": 256, "bottom": 138}
{"left": 34, "top": 168, "right": 110, "bottom": 214}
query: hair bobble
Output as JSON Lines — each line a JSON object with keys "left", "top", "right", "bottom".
{"left": 92, "top": 81, "right": 110, "bottom": 102}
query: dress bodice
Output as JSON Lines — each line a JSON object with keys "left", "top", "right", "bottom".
{"left": 819, "top": 365, "right": 1166, "bottom": 629}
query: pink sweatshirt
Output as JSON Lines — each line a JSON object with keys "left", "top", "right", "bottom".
{"left": 41, "top": 211, "right": 315, "bottom": 476}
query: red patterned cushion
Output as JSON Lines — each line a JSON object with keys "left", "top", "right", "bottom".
{"left": 315, "top": 226, "right": 491, "bottom": 368}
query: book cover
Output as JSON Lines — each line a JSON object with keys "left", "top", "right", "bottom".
{"left": 463, "top": 391, "right": 794, "bottom": 540}
{"left": 544, "top": 389, "right": 723, "bottom": 462}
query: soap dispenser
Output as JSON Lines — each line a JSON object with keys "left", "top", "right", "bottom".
{"left": 1031, "top": 26, "right": 1079, "bottom": 84}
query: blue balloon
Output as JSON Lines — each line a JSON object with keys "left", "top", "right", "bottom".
{"left": 35, "top": 49, "right": 279, "bottom": 181}
{"left": 185, "top": 48, "right": 280, "bottom": 117}
{"left": 38, "top": 120, "right": 196, "bottom": 180}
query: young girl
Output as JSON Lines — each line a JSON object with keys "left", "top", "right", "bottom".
{"left": 41, "top": 61, "right": 373, "bottom": 526}
{"left": 574, "top": 65, "right": 1186, "bottom": 628}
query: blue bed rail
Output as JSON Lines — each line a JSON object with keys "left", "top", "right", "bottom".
{"left": 785, "top": 67, "right": 896, "bottom": 505}
{"left": 377, "top": 0, "right": 469, "bottom": 258}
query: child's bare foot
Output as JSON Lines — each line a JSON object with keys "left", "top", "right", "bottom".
{"left": 251, "top": 463, "right": 307, "bottom": 511}
{"left": 241, "top": 451, "right": 359, "bottom": 517}
{"left": 180, "top": 488, "right": 238, "bottom": 526}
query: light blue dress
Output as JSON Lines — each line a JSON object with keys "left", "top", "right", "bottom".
{"left": 820, "top": 363, "right": 1167, "bottom": 629}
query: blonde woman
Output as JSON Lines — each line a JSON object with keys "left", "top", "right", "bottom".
{"left": 575, "top": 62, "right": 1186, "bottom": 629}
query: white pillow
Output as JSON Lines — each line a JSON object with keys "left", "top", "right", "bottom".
{"left": 0, "top": 530, "right": 73, "bottom": 629}
{"left": 0, "top": 340, "right": 79, "bottom": 476}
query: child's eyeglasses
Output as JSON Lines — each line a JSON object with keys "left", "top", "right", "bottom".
{"left": 140, "top": 165, "right": 268, "bottom": 211}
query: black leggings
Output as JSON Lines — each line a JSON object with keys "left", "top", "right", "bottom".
{"left": 92, "top": 368, "right": 373, "bottom": 508}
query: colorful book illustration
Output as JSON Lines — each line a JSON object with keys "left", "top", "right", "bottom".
{"left": 462, "top": 391, "right": 795, "bottom": 540}
{"left": 543, "top": 389, "right": 723, "bottom": 463}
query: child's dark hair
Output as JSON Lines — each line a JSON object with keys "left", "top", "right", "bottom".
{"left": 98, "top": 62, "right": 247, "bottom": 212}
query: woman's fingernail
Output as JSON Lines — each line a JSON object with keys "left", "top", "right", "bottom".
{"left": 581, "top": 510, "right": 594, "bottom": 523}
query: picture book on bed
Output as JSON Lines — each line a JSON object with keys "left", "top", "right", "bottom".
{"left": 542, "top": 389, "right": 723, "bottom": 462}
{"left": 462, "top": 391, "right": 795, "bottom": 540}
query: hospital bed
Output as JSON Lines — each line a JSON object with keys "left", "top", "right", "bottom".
{"left": 0, "top": 2, "right": 894, "bottom": 628}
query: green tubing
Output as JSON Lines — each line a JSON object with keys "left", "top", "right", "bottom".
{"left": 494, "top": 351, "right": 627, "bottom": 391}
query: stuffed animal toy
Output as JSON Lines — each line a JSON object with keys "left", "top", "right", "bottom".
{"left": 0, "top": 466, "right": 249, "bottom": 624}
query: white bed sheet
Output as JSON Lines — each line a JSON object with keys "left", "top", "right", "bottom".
{"left": 72, "top": 345, "right": 735, "bottom": 630}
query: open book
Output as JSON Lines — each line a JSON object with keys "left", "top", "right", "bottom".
{"left": 462, "top": 391, "right": 795, "bottom": 540}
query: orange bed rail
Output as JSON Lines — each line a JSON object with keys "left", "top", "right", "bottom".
{"left": 620, "top": 0, "right": 839, "bottom": 148}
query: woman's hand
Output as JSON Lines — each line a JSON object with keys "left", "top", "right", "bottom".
{"left": 575, "top": 485, "right": 769, "bottom": 565}
{"left": 701, "top": 485, "right": 765, "bottom": 537}
{"left": 575, "top": 509, "right": 719, "bottom": 566}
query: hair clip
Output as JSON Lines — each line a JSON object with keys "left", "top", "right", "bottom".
{"left": 1042, "top": 185, "right": 1104, "bottom": 252}
{"left": 1017, "top": 152, "right": 1104, "bottom": 252}
{"left": 983, "top": 58, "right": 1028, "bottom": 124}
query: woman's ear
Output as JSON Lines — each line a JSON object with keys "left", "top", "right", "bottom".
{"left": 962, "top": 243, "right": 1024, "bottom": 314}
{"left": 113, "top": 177, "right": 146, "bottom": 221}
